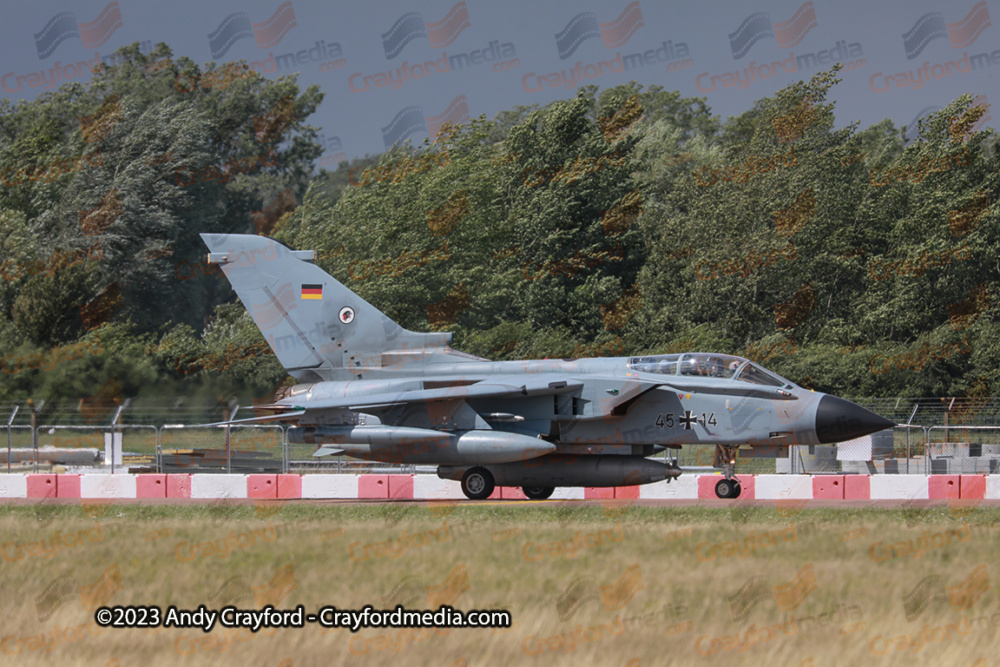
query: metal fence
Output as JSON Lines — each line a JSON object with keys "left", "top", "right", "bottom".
{"left": 6, "top": 399, "right": 1000, "bottom": 476}
{"left": 775, "top": 425, "right": 1000, "bottom": 475}
{"left": 158, "top": 425, "right": 284, "bottom": 474}
{"left": 4, "top": 425, "right": 35, "bottom": 473}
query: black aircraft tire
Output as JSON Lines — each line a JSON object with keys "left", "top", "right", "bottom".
{"left": 522, "top": 486, "right": 555, "bottom": 500}
{"left": 731, "top": 481, "right": 742, "bottom": 498}
{"left": 461, "top": 467, "right": 495, "bottom": 500}
{"left": 715, "top": 478, "right": 734, "bottom": 499}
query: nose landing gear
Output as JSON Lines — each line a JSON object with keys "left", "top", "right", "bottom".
{"left": 713, "top": 444, "right": 742, "bottom": 499}
{"left": 714, "top": 477, "right": 742, "bottom": 499}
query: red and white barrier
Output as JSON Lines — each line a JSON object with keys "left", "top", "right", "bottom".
{"left": 301, "top": 475, "right": 358, "bottom": 499}
{"left": 0, "top": 473, "right": 993, "bottom": 500}
{"left": 190, "top": 474, "right": 247, "bottom": 499}
{"left": 636, "top": 475, "right": 699, "bottom": 499}
{"left": 754, "top": 475, "right": 813, "bottom": 500}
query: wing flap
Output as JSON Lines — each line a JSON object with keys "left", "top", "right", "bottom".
{"left": 286, "top": 375, "right": 584, "bottom": 412}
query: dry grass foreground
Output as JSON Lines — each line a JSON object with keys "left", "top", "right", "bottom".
{"left": 0, "top": 500, "right": 998, "bottom": 666}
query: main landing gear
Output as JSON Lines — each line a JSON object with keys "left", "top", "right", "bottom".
{"left": 461, "top": 467, "right": 495, "bottom": 500}
{"left": 459, "top": 468, "right": 556, "bottom": 500}
{"left": 713, "top": 444, "right": 742, "bottom": 499}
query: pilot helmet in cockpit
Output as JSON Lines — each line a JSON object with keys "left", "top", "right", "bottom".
{"left": 680, "top": 356, "right": 698, "bottom": 375}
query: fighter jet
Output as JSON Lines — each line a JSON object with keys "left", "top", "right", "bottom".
{"left": 201, "top": 234, "right": 894, "bottom": 499}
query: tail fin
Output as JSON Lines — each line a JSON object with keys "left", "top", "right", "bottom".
{"left": 200, "top": 234, "right": 465, "bottom": 381}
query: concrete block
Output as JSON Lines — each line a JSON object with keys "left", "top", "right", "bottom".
{"left": 247, "top": 474, "right": 278, "bottom": 499}
{"left": 167, "top": 474, "right": 191, "bottom": 499}
{"left": 81, "top": 474, "right": 137, "bottom": 499}
{"left": 844, "top": 475, "right": 870, "bottom": 499}
{"left": 639, "top": 476, "right": 699, "bottom": 499}
{"left": 136, "top": 474, "right": 167, "bottom": 499}
{"left": 812, "top": 475, "right": 845, "bottom": 500}
{"left": 0, "top": 474, "right": 27, "bottom": 498}
{"left": 615, "top": 486, "right": 641, "bottom": 500}
{"left": 984, "top": 475, "right": 1000, "bottom": 500}
{"left": 191, "top": 474, "right": 248, "bottom": 499}
{"left": 388, "top": 475, "right": 414, "bottom": 500}
{"left": 412, "top": 476, "right": 464, "bottom": 500}
{"left": 927, "top": 475, "right": 960, "bottom": 500}
{"left": 302, "top": 475, "right": 358, "bottom": 499}
{"left": 277, "top": 474, "right": 302, "bottom": 499}
{"left": 57, "top": 474, "right": 81, "bottom": 499}
{"left": 960, "top": 474, "right": 986, "bottom": 500}
{"left": 549, "top": 487, "right": 585, "bottom": 500}
{"left": 358, "top": 475, "right": 389, "bottom": 499}
{"left": 870, "top": 475, "right": 928, "bottom": 500}
{"left": 26, "top": 475, "right": 57, "bottom": 498}
{"left": 755, "top": 475, "right": 812, "bottom": 500}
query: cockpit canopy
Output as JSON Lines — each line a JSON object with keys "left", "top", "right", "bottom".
{"left": 627, "top": 353, "right": 791, "bottom": 387}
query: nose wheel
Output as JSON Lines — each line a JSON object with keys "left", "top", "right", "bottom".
{"left": 713, "top": 444, "right": 742, "bottom": 499}
{"left": 715, "top": 478, "right": 742, "bottom": 499}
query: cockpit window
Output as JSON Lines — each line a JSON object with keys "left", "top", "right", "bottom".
{"left": 628, "top": 354, "right": 681, "bottom": 375}
{"left": 679, "top": 354, "right": 743, "bottom": 378}
{"left": 735, "top": 363, "right": 784, "bottom": 386}
{"left": 628, "top": 353, "right": 745, "bottom": 378}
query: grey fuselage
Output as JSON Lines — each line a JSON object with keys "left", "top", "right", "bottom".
{"left": 278, "top": 354, "right": 825, "bottom": 453}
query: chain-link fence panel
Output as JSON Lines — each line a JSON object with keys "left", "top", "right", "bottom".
{"left": 856, "top": 397, "right": 1000, "bottom": 428}
{"left": 158, "top": 425, "right": 284, "bottom": 473}
{"left": 115, "top": 426, "right": 159, "bottom": 473}
{"left": 764, "top": 426, "right": 923, "bottom": 474}
{"left": 31, "top": 426, "right": 106, "bottom": 472}
{"left": 925, "top": 425, "right": 1000, "bottom": 474}
{"left": 3, "top": 425, "right": 35, "bottom": 473}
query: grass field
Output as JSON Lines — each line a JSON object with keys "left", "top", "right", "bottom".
{"left": 1, "top": 500, "right": 998, "bottom": 666}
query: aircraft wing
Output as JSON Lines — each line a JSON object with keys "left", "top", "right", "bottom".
{"left": 290, "top": 374, "right": 584, "bottom": 412}
{"left": 206, "top": 375, "right": 584, "bottom": 425}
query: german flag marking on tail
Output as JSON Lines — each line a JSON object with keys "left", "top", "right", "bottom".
{"left": 301, "top": 284, "right": 323, "bottom": 300}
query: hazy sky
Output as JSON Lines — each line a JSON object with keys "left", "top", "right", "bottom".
{"left": 2, "top": 0, "right": 995, "bottom": 160}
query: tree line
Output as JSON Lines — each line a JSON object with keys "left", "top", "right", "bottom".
{"left": 0, "top": 45, "right": 996, "bottom": 413}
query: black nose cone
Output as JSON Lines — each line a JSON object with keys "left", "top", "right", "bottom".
{"left": 815, "top": 395, "right": 895, "bottom": 443}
